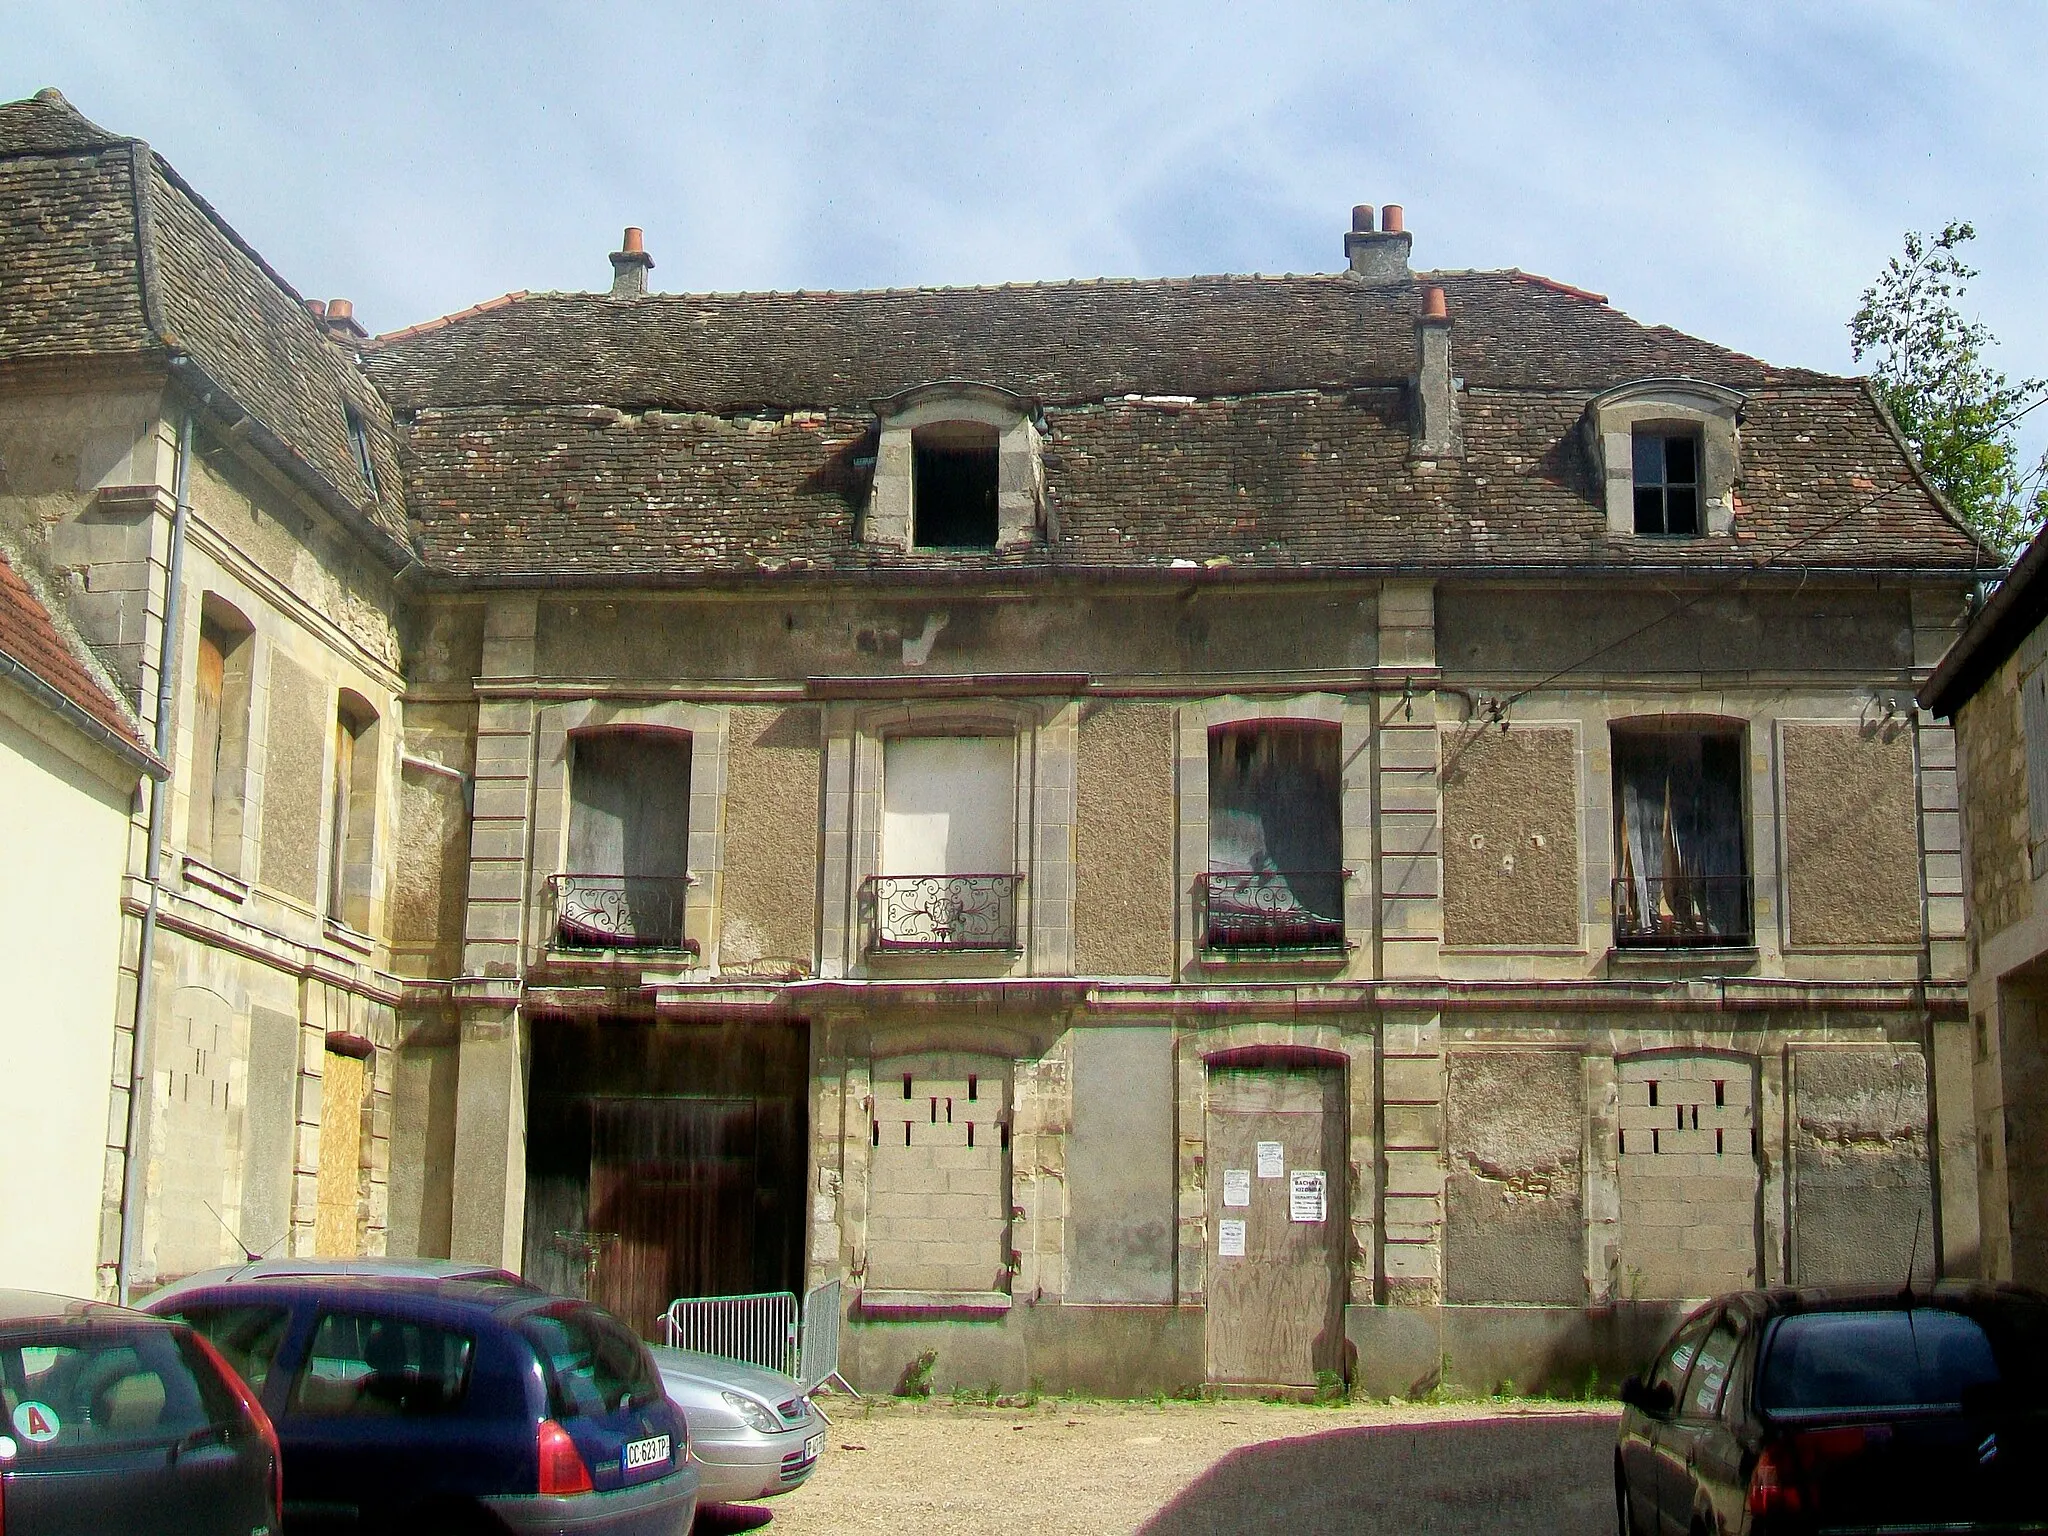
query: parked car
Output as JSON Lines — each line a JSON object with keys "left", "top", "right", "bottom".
{"left": 1616, "top": 1282, "right": 2048, "bottom": 1535}
{"left": 142, "top": 1269, "right": 698, "bottom": 1534}
{"left": 647, "top": 1344, "right": 823, "bottom": 1504}
{"left": 0, "top": 1289, "right": 279, "bottom": 1536}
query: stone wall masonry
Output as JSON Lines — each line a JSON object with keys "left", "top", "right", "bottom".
{"left": 1379, "top": 1012, "right": 1444, "bottom": 1304}
{"left": 1011, "top": 1038, "right": 1072, "bottom": 1302}
{"left": 1958, "top": 655, "right": 2032, "bottom": 941}
{"left": 1444, "top": 1049, "right": 1584, "bottom": 1303}
{"left": 1779, "top": 722, "right": 1922, "bottom": 948}
{"left": 1441, "top": 725, "right": 1581, "bottom": 949}
{"left": 1376, "top": 693, "right": 1442, "bottom": 979}
{"left": 718, "top": 704, "right": 823, "bottom": 971}
{"left": 393, "top": 701, "right": 475, "bottom": 980}
{"left": 1073, "top": 703, "right": 1176, "bottom": 977}
{"left": 1615, "top": 1056, "right": 1759, "bottom": 1300}
{"left": 256, "top": 649, "right": 327, "bottom": 907}
{"left": 1790, "top": 1046, "right": 1933, "bottom": 1285}
{"left": 866, "top": 1053, "right": 1012, "bottom": 1295}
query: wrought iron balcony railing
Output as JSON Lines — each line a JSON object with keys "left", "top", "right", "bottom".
{"left": 548, "top": 873, "right": 696, "bottom": 953}
{"left": 1612, "top": 875, "right": 1753, "bottom": 949}
{"left": 1200, "top": 870, "right": 1348, "bottom": 952}
{"left": 863, "top": 873, "right": 1021, "bottom": 952}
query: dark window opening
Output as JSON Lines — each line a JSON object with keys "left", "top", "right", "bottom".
{"left": 1612, "top": 724, "right": 1750, "bottom": 947}
{"left": 913, "top": 424, "right": 999, "bottom": 548}
{"left": 1203, "top": 723, "right": 1344, "bottom": 950}
{"left": 345, "top": 405, "right": 378, "bottom": 498}
{"left": 1633, "top": 430, "right": 1701, "bottom": 536}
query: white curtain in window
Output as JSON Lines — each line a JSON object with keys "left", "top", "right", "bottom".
{"left": 882, "top": 736, "right": 1014, "bottom": 875}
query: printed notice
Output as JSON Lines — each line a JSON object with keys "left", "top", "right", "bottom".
{"left": 1218, "top": 1218, "right": 1247, "bottom": 1257}
{"left": 1222, "top": 1168, "right": 1252, "bottom": 1207}
{"left": 1256, "top": 1141, "right": 1285, "bottom": 1178}
{"left": 1289, "top": 1169, "right": 1328, "bottom": 1223}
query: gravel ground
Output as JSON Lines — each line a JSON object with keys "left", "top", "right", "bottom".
{"left": 694, "top": 1396, "right": 1620, "bottom": 1536}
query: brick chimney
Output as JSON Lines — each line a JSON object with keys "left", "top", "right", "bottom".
{"left": 1345, "top": 203, "right": 1413, "bottom": 283}
{"left": 1411, "top": 284, "right": 1462, "bottom": 461}
{"left": 320, "top": 298, "right": 367, "bottom": 341}
{"left": 609, "top": 226, "right": 654, "bottom": 300}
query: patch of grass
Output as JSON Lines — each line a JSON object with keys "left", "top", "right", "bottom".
{"left": 1312, "top": 1369, "right": 1348, "bottom": 1406}
{"left": 895, "top": 1349, "right": 937, "bottom": 1399}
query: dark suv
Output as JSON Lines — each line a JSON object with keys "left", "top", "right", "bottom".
{"left": 143, "top": 1271, "right": 697, "bottom": 1535}
{"left": 0, "top": 1290, "right": 279, "bottom": 1536}
{"left": 1618, "top": 1283, "right": 2048, "bottom": 1535}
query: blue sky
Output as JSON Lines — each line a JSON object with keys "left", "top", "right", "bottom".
{"left": 8, "top": 1, "right": 2044, "bottom": 460}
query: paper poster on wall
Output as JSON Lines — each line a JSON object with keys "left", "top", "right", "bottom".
{"left": 1256, "top": 1141, "right": 1285, "bottom": 1178}
{"left": 1289, "top": 1169, "right": 1328, "bottom": 1223}
{"left": 1218, "top": 1218, "right": 1247, "bottom": 1257}
{"left": 1222, "top": 1169, "right": 1251, "bottom": 1207}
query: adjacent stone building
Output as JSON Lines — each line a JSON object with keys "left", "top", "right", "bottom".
{"left": 1921, "top": 521, "right": 2048, "bottom": 1291}
{"left": 1, "top": 87, "right": 1992, "bottom": 1393}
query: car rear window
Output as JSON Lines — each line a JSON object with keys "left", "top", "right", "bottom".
{"left": 1760, "top": 1308, "right": 2001, "bottom": 1411}
{"left": 517, "top": 1305, "right": 662, "bottom": 1421}
{"left": 0, "top": 1326, "right": 236, "bottom": 1454}
{"left": 159, "top": 1304, "right": 292, "bottom": 1397}
{"left": 287, "top": 1312, "right": 474, "bottom": 1418}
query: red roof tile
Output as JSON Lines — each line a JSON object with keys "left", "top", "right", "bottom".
{"left": 0, "top": 547, "right": 146, "bottom": 752}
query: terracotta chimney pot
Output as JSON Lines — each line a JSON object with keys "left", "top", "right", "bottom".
{"left": 1380, "top": 204, "right": 1405, "bottom": 235}
{"left": 1351, "top": 204, "right": 1375, "bottom": 233}
{"left": 1422, "top": 285, "right": 1448, "bottom": 321}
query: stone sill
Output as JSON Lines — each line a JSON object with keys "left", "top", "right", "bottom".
{"left": 859, "top": 1289, "right": 1012, "bottom": 1319}
{"left": 1195, "top": 946, "right": 1352, "bottom": 973}
{"left": 181, "top": 854, "right": 248, "bottom": 904}
{"left": 323, "top": 917, "right": 377, "bottom": 957}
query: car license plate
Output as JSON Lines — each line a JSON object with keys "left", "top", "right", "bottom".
{"left": 625, "top": 1434, "right": 670, "bottom": 1470}
{"left": 803, "top": 1432, "right": 824, "bottom": 1462}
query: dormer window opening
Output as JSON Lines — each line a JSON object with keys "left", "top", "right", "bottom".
{"left": 1633, "top": 429, "right": 1701, "bottom": 536}
{"left": 912, "top": 422, "right": 999, "bottom": 548}
{"left": 345, "top": 404, "right": 378, "bottom": 498}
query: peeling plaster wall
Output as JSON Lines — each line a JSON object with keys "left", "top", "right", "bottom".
{"left": 719, "top": 705, "right": 822, "bottom": 969}
{"left": 1781, "top": 723, "right": 1921, "bottom": 947}
{"left": 1957, "top": 655, "right": 2033, "bottom": 940}
{"left": 1074, "top": 703, "right": 1176, "bottom": 976}
{"left": 1441, "top": 727, "right": 1580, "bottom": 949}
{"left": 393, "top": 702, "right": 474, "bottom": 980}
{"left": 1791, "top": 1047, "right": 1934, "bottom": 1285}
{"left": 259, "top": 650, "right": 326, "bottom": 906}
{"left": 1445, "top": 1050, "right": 1584, "bottom": 1303}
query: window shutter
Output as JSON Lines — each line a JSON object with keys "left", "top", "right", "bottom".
{"left": 2022, "top": 666, "right": 2048, "bottom": 849}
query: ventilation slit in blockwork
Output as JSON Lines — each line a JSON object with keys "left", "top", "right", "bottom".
{"left": 1649, "top": 1080, "right": 1660, "bottom": 1107}
{"left": 946, "top": 1098, "right": 953, "bottom": 1124}
{"left": 1000, "top": 1121, "right": 1010, "bottom": 1150}
{"left": 903, "top": 1074, "right": 913, "bottom": 1099}
{"left": 1716, "top": 1128, "right": 1725, "bottom": 1155}
{"left": 968, "top": 1074, "right": 979, "bottom": 1102}
{"left": 929, "top": 1097, "right": 938, "bottom": 1124}
{"left": 871, "top": 1120, "right": 879, "bottom": 1147}
{"left": 1652, "top": 1128, "right": 1661, "bottom": 1154}
{"left": 1714, "top": 1080, "right": 1726, "bottom": 1107}
{"left": 967, "top": 1122, "right": 975, "bottom": 1148}
{"left": 904, "top": 1122, "right": 912, "bottom": 1146}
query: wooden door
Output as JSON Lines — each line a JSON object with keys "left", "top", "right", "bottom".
{"left": 1205, "top": 1065, "right": 1345, "bottom": 1388}
{"left": 583, "top": 1097, "right": 761, "bottom": 1337}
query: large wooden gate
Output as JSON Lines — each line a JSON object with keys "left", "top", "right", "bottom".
{"left": 523, "top": 1019, "right": 807, "bottom": 1338}
{"left": 1204, "top": 1062, "right": 1346, "bottom": 1389}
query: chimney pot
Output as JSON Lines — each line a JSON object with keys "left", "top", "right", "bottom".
{"left": 1380, "top": 204, "right": 1405, "bottom": 235}
{"left": 1344, "top": 204, "right": 1413, "bottom": 283}
{"left": 1351, "top": 204, "right": 1375, "bottom": 234}
{"left": 609, "top": 227, "right": 655, "bottom": 300}
{"left": 318, "top": 298, "right": 367, "bottom": 341}
{"left": 326, "top": 298, "right": 353, "bottom": 322}
{"left": 305, "top": 298, "right": 327, "bottom": 319}
{"left": 1422, "top": 285, "right": 1448, "bottom": 322}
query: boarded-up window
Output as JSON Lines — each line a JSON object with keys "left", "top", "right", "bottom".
{"left": 867, "top": 1053, "right": 1011, "bottom": 1295}
{"left": 328, "top": 692, "right": 379, "bottom": 933}
{"left": 559, "top": 731, "right": 692, "bottom": 950}
{"left": 1204, "top": 723, "right": 1342, "bottom": 948}
{"left": 314, "top": 1042, "right": 368, "bottom": 1258}
{"left": 1780, "top": 723, "right": 1921, "bottom": 947}
{"left": 1441, "top": 727, "right": 1581, "bottom": 948}
{"left": 2022, "top": 665, "right": 2048, "bottom": 853}
{"left": 881, "top": 736, "right": 1013, "bottom": 875}
{"left": 188, "top": 598, "right": 253, "bottom": 873}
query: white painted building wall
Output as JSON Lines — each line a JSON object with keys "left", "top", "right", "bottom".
{"left": 0, "top": 699, "right": 134, "bottom": 1297}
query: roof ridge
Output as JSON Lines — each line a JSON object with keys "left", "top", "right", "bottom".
{"left": 373, "top": 290, "right": 531, "bottom": 344}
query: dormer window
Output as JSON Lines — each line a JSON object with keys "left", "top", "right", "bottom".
{"left": 913, "top": 422, "right": 999, "bottom": 548}
{"left": 1633, "top": 429, "right": 1701, "bottom": 536}
{"left": 1585, "top": 378, "right": 1744, "bottom": 540}
{"left": 864, "top": 382, "right": 1045, "bottom": 552}
{"left": 344, "top": 404, "right": 378, "bottom": 498}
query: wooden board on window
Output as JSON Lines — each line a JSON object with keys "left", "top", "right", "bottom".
{"left": 1204, "top": 1065, "right": 1345, "bottom": 1389}
{"left": 314, "top": 1049, "right": 366, "bottom": 1257}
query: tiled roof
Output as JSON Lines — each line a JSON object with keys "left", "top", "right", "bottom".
{"left": 0, "top": 91, "right": 409, "bottom": 552}
{"left": 0, "top": 542, "right": 149, "bottom": 755}
{"left": 364, "top": 269, "right": 1825, "bottom": 415}
{"left": 401, "top": 383, "right": 1980, "bottom": 581}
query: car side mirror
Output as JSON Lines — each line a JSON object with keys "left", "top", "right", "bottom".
{"left": 1620, "top": 1375, "right": 1674, "bottom": 1416}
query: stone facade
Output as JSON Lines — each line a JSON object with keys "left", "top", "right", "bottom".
{"left": 2, "top": 89, "right": 1992, "bottom": 1395}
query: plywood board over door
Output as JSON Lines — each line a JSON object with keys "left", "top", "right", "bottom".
{"left": 1204, "top": 1063, "right": 1346, "bottom": 1389}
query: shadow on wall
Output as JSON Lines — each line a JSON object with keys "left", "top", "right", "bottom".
{"left": 1137, "top": 1415, "right": 1619, "bottom": 1536}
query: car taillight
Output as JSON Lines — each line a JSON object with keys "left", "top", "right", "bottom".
{"left": 537, "top": 1419, "right": 594, "bottom": 1496}
{"left": 188, "top": 1331, "right": 282, "bottom": 1518}
{"left": 1748, "top": 1427, "right": 1869, "bottom": 1521}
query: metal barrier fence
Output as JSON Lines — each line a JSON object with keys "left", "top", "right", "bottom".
{"left": 662, "top": 1290, "right": 799, "bottom": 1376}
{"left": 661, "top": 1279, "right": 854, "bottom": 1395}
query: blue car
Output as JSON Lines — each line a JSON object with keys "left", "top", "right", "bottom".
{"left": 143, "top": 1268, "right": 698, "bottom": 1535}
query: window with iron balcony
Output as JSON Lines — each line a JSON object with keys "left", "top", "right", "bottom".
{"left": 1610, "top": 719, "right": 1752, "bottom": 949}
{"left": 552, "top": 729, "right": 696, "bottom": 955}
{"left": 1202, "top": 722, "right": 1347, "bottom": 953}
{"left": 863, "top": 734, "right": 1021, "bottom": 953}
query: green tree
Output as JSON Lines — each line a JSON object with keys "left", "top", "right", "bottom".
{"left": 1850, "top": 221, "right": 2046, "bottom": 561}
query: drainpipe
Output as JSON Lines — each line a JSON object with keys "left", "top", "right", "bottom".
{"left": 117, "top": 412, "right": 194, "bottom": 1306}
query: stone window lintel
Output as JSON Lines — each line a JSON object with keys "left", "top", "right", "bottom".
{"left": 1585, "top": 378, "right": 1746, "bottom": 538}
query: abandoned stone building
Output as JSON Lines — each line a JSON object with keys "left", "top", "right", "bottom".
{"left": 1, "top": 86, "right": 1991, "bottom": 1393}
{"left": 1922, "top": 519, "right": 2048, "bottom": 1294}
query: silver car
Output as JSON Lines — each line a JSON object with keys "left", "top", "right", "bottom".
{"left": 650, "top": 1344, "right": 825, "bottom": 1504}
